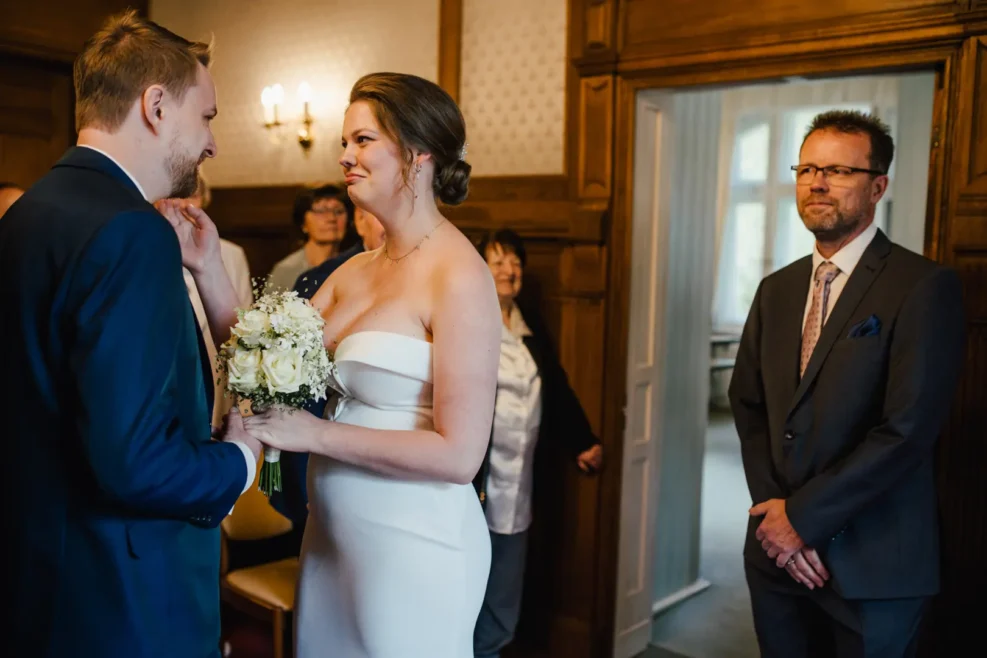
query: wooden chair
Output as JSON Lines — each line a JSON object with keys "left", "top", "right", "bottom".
{"left": 220, "top": 459, "right": 299, "bottom": 658}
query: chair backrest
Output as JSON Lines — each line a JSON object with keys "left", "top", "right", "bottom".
{"left": 222, "top": 457, "right": 294, "bottom": 542}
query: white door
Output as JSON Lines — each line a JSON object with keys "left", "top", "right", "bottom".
{"left": 613, "top": 90, "right": 675, "bottom": 658}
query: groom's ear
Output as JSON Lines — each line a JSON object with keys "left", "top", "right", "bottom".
{"left": 141, "top": 85, "right": 167, "bottom": 134}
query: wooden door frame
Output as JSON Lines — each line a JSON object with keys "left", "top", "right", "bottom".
{"left": 597, "top": 40, "right": 961, "bottom": 653}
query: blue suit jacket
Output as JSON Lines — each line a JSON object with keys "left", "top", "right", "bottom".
{"left": 268, "top": 242, "right": 364, "bottom": 527}
{"left": 0, "top": 147, "right": 248, "bottom": 658}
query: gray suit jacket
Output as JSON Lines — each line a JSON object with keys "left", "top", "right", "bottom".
{"left": 729, "top": 229, "right": 965, "bottom": 600}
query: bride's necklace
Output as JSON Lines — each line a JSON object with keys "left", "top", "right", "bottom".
{"left": 382, "top": 218, "right": 446, "bottom": 263}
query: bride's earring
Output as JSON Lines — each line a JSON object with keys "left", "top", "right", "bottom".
{"left": 414, "top": 162, "right": 421, "bottom": 199}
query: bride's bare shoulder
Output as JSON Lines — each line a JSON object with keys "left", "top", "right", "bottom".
{"left": 444, "top": 223, "right": 488, "bottom": 270}
{"left": 433, "top": 227, "right": 496, "bottom": 302}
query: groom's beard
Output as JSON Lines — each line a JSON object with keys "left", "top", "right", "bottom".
{"left": 166, "top": 147, "right": 201, "bottom": 199}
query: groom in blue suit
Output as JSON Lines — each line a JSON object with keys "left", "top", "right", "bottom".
{"left": 0, "top": 11, "right": 260, "bottom": 658}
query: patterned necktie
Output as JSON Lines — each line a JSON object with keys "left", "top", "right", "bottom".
{"left": 800, "top": 261, "right": 840, "bottom": 377}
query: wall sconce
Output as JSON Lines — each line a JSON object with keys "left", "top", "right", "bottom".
{"left": 261, "top": 83, "right": 284, "bottom": 127}
{"left": 261, "top": 81, "right": 315, "bottom": 152}
{"left": 297, "top": 82, "right": 314, "bottom": 151}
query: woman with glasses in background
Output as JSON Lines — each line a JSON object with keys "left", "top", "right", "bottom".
{"left": 266, "top": 183, "right": 356, "bottom": 292}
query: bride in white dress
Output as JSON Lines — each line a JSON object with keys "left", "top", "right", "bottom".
{"left": 242, "top": 73, "right": 500, "bottom": 657}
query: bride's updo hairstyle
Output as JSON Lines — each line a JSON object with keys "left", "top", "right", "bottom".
{"left": 349, "top": 72, "right": 471, "bottom": 206}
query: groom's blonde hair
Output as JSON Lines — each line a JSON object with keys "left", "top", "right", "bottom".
{"left": 74, "top": 9, "right": 212, "bottom": 132}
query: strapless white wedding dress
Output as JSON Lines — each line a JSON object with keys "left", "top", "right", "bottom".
{"left": 295, "top": 331, "right": 491, "bottom": 658}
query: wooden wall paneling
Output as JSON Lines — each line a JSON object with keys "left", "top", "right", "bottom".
{"left": 947, "top": 36, "right": 987, "bottom": 249}
{"left": 568, "top": 1, "right": 613, "bottom": 199}
{"left": 577, "top": 75, "right": 615, "bottom": 202}
{"left": 618, "top": 0, "right": 962, "bottom": 63}
{"left": 0, "top": 1, "right": 149, "bottom": 188}
{"left": 0, "top": 55, "right": 73, "bottom": 187}
{"left": 919, "top": 34, "right": 987, "bottom": 654}
{"left": 0, "top": 1, "right": 149, "bottom": 63}
{"left": 445, "top": 199, "right": 605, "bottom": 243}
{"left": 925, "top": 63, "right": 952, "bottom": 259}
{"left": 570, "top": 0, "right": 618, "bottom": 64}
{"left": 583, "top": 0, "right": 617, "bottom": 53}
{"left": 437, "top": 0, "right": 463, "bottom": 103}
{"left": 208, "top": 185, "right": 304, "bottom": 282}
{"left": 513, "top": 242, "right": 608, "bottom": 658}
{"left": 921, "top": 252, "right": 987, "bottom": 655}
{"left": 206, "top": 179, "right": 610, "bottom": 291}
{"left": 468, "top": 174, "right": 570, "bottom": 201}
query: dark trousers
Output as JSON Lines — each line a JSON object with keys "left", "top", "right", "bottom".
{"left": 745, "top": 562, "right": 928, "bottom": 658}
{"left": 473, "top": 530, "right": 529, "bottom": 658}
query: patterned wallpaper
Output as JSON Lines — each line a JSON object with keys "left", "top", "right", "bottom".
{"left": 149, "top": 0, "right": 439, "bottom": 187}
{"left": 460, "top": 0, "right": 567, "bottom": 177}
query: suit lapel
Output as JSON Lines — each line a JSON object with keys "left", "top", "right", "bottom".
{"left": 788, "top": 230, "right": 892, "bottom": 414}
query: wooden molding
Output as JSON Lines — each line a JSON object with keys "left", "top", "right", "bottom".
{"left": 207, "top": 177, "right": 608, "bottom": 282}
{"left": 450, "top": 177, "right": 605, "bottom": 243}
{"left": 570, "top": 0, "right": 619, "bottom": 68}
{"left": 615, "top": 2, "right": 965, "bottom": 67}
{"left": 583, "top": 0, "right": 616, "bottom": 52}
{"left": 577, "top": 75, "right": 615, "bottom": 201}
{"left": 445, "top": 199, "right": 605, "bottom": 243}
{"left": 437, "top": 0, "right": 463, "bottom": 103}
{"left": 953, "top": 37, "right": 987, "bottom": 190}
{"left": 466, "top": 174, "right": 570, "bottom": 202}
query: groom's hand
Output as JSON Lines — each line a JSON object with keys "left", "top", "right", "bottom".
{"left": 155, "top": 198, "right": 220, "bottom": 274}
{"left": 221, "top": 408, "right": 262, "bottom": 462}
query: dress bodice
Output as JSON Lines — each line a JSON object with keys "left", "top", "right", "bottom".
{"left": 325, "top": 331, "right": 434, "bottom": 431}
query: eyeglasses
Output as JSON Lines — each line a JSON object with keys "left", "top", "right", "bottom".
{"left": 791, "top": 164, "right": 886, "bottom": 187}
{"left": 309, "top": 205, "right": 348, "bottom": 216}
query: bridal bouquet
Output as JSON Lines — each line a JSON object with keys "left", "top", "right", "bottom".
{"left": 217, "top": 288, "right": 334, "bottom": 496}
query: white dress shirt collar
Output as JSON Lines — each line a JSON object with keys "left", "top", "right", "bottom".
{"left": 505, "top": 304, "right": 533, "bottom": 340}
{"left": 811, "top": 220, "right": 879, "bottom": 275}
{"left": 78, "top": 144, "right": 149, "bottom": 201}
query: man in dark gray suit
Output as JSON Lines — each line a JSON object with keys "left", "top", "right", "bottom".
{"left": 729, "top": 110, "right": 965, "bottom": 657}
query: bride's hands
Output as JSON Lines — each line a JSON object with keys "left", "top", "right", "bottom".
{"left": 242, "top": 407, "right": 325, "bottom": 454}
{"left": 155, "top": 198, "right": 220, "bottom": 274}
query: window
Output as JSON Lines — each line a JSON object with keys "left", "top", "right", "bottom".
{"left": 714, "top": 102, "right": 893, "bottom": 328}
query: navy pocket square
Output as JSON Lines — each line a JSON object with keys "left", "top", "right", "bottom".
{"left": 847, "top": 314, "right": 881, "bottom": 338}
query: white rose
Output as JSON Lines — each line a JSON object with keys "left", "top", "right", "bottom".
{"left": 261, "top": 348, "right": 305, "bottom": 394}
{"left": 284, "top": 297, "right": 321, "bottom": 325}
{"left": 227, "top": 348, "right": 262, "bottom": 393}
{"left": 233, "top": 309, "right": 270, "bottom": 347}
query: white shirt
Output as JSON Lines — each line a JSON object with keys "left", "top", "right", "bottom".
{"left": 80, "top": 144, "right": 255, "bottom": 495}
{"left": 184, "top": 239, "right": 253, "bottom": 427}
{"left": 485, "top": 306, "right": 542, "bottom": 535}
{"left": 802, "top": 222, "right": 879, "bottom": 331}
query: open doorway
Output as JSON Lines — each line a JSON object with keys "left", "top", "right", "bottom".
{"left": 615, "top": 71, "right": 937, "bottom": 658}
